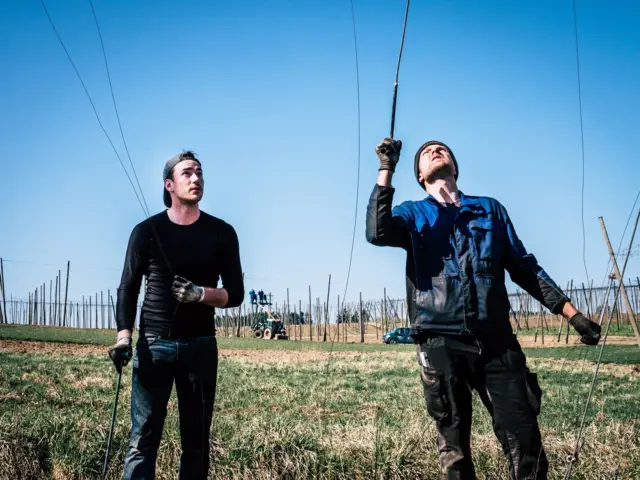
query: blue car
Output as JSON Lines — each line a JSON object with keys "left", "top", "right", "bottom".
{"left": 382, "top": 327, "right": 413, "bottom": 344}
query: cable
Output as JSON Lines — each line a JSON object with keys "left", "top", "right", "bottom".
{"left": 39, "top": 0, "right": 175, "bottom": 275}
{"left": 88, "top": 0, "right": 150, "bottom": 218}
{"left": 342, "top": 0, "right": 362, "bottom": 303}
{"left": 572, "top": 0, "right": 590, "bottom": 287}
{"left": 38, "top": 0, "right": 148, "bottom": 219}
{"left": 389, "top": 0, "right": 411, "bottom": 138}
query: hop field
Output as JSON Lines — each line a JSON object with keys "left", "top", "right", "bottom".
{"left": 1, "top": 325, "right": 639, "bottom": 479}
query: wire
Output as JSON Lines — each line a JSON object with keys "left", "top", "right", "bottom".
{"left": 342, "top": 0, "right": 362, "bottom": 303}
{"left": 572, "top": 0, "right": 590, "bottom": 288}
{"left": 389, "top": 0, "right": 411, "bottom": 138}
{"left": 88, "top": 0, "right": 150, "bottom": 217}
{"left": 39, "top": 0, "right": 175, "bottom": 275}
{"left": 38, "top": 0, "right": 147, "bottom": 219}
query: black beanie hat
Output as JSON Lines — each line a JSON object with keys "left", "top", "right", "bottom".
{"left": 414, "top": 141, "right": 458, "bottom": 190}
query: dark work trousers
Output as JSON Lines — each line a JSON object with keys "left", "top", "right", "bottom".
{"left": 416, "top": 334, "right": 547, "bottom": 480}
{"left": 123, "top": 335, "right": 218, "bottom": 480}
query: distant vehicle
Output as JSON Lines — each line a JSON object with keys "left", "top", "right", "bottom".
{"left": 382, "top": 327, "right": 413, "bottom": 344}
{"left": 252, "top": 319, "right": 288, "bottom": 340}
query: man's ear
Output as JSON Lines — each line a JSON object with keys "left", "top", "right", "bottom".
{"left": 164, "top": 178, "right": 174, "bottom": 193}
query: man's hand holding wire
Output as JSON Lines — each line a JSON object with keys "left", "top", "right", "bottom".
{"left": 108, "top": 334, "right": 132, "bottom": 374}
{"left": 376, "top": 137, "right": 402, "bottom": 172}
{"left": 171, "top": 275, "right": 205, "bottom": 303}
{"left": 569, "top": 313, "right": 601, "bottom": 345}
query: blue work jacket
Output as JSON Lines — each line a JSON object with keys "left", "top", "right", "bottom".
{"left": 366, "top": 185, "right": 568, "bottom": 338}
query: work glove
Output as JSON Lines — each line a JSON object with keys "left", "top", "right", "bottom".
{"left": 171, "top": 275, "right": 205, "bottom": 303}
{"left": 569, "top": 313, "right": 601, "bottom": 346}
{"left": 108, "top": 335, "right": 132, "bottom": 374}
{"left": 375, "top": 137, "right": 402, "bottom": 172}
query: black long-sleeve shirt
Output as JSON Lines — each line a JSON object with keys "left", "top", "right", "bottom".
{"left": 116, "top": 211, "right": 244, "bottom": 339}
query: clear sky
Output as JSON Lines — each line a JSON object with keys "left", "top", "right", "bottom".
{"left": 1, "top": 0, "right": 639, "bottom": 310}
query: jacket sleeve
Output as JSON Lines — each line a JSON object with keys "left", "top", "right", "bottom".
{"left": 498, "top": 203, "right": 569, "bottom": 314}
{"left": 219, "top": 224, "right": 244, "bottom": 308}
{"left": 365, "top": 184, "right": 410, "bottom": 249}
{"left": 116, "top": 222, "right": 149, "bottom": 332}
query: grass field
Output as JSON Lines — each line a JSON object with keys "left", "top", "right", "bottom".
{"left": 1, "top": 325, "right": 639, "bottom": 479}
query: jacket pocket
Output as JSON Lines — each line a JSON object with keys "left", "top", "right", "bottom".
{"left": 475, "top": 274, "right": 510, "bottom": 328}
{"left": 414, "top": 277, "right": 465, "bottom": 331}
{"left": 469, "top": 218, "right": 504, "bottom": 273}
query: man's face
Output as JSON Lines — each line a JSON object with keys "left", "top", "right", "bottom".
{"left": 418, "top": 143, "right": 457, "bottom": 184}
{"left": 165, "top": 160, "right": 204, "bottom": 206}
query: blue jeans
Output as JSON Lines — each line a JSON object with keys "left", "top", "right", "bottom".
{"left": 123, "top": 335, "right": 218, "bottom": 480}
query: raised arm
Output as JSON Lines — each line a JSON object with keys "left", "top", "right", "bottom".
{"left": 365, "top": 138, "right": 410, "bottom": 248}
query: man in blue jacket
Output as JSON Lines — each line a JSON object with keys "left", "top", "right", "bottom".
{"left": 366, "top": 138, "right": 601, "bottom": 480}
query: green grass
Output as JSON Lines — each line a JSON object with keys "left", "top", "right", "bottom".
{"left": 0, "top": 324, "right": 415, "bottom": 352}
{"left": 514, "top": 323, "right": 637, "bottom": 338}
{"left": 2, "top": 324, "right": 639, "bottom": 361}
{"left": 1, "top": 326, "right": 639, "bottom": 479}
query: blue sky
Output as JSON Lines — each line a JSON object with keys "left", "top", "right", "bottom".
{"left": 1, "top": 0, "right": 639, "bottom": 310}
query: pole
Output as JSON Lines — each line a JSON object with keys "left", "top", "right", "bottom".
{"left": 323, "top": 274, "right": 331, "bottom": 342}
{"left": 359, "top": 292, "right": 364, "bottom": 343}
{"left": 308, "top": 286, "right": 312, "bottom": 342}
{"left": 57, "top": 269, "right": 62, "bottom": 326}
{"left": 102, "top": 369, "right": 123, "bottom": 479}
{"left": 599, "top": 213, "right": 640, "bottom": 347}
{"left": 0, "top": 258, "right": 6, "bottom": 323}
{"left": 63, "top": 261, "right": 70, "bottom": 327}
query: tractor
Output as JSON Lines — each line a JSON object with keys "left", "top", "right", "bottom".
{"left": 252, "top": 319, "right": 288, "bottom": 340}
{"left": 249, "top": 298, "right": 289, "bottom": 340}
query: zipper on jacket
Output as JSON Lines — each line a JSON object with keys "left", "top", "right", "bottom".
{"left": 451, "top": 221, "right": 469, "bottom": 334}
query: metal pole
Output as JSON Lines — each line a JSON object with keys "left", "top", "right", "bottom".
{"left": 102, "top": 369, "right": 123, "bottom": 479}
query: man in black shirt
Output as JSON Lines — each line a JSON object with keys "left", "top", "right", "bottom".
{"left": 108, "top": 150, "right": 244, "bottom": 479}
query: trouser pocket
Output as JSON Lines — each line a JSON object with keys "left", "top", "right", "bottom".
{"left": 524, "top": 370, "right": 542, "bottom": 416}
{"left": 417, "top": 347, "right": 450, "bottom": 423}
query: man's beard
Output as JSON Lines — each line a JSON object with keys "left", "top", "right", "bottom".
{"left": 425, "top": 162, "right": 456, "bottom": 183}
{"left": 176, "top": 193, "right": 202, "bottom": 206}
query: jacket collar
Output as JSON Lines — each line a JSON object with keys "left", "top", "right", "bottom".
{"left": 423, "top": 190, "right": 487, "bottom": 215}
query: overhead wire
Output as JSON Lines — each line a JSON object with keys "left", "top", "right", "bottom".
{"left": 341, "top": 0, "right": 362, "bottom": 304}
{"left": 39, "top": 0, "right": 175, "bottom": 275}
{"left": 572, "top": 0, "right": 590, "bottom": 287}
{"left": 38, "top": 0, "right": 148, "bottom": 219}
{"left": 389, "top": 0, "right": 411, "bottom": 139}
{"left": 88, "top": 0, "right": 150, "bottom": 217}
{"left": 321, "top": 2, "right": 411, "bottom": 472}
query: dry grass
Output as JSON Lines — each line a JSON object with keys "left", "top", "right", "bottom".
{"left": 1, "top": 336, "right": 639, "bottom": 479}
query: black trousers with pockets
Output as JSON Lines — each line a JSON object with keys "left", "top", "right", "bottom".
{"left": 416, "top": 333, "right": 547, "bottom": 480}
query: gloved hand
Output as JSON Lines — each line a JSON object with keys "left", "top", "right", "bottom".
{"left": 375, "top": 137, "right": 402, "bottom": 172}
{"left": 108, "top": 335, "right": 132, "bottom": 374}
{"left": 569, "top": 313, "right": 601, "bottom": 346}
{"left": 171, "top": 275, "right": 205, "bottom": 303}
